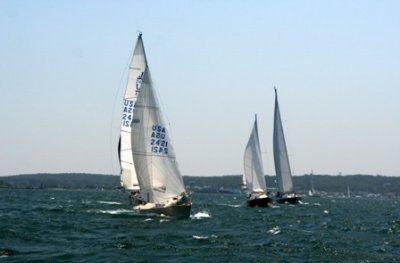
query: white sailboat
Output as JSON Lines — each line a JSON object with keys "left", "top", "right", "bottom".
{"left": 129, "top": 60, "right": 191, "bottom": 218}
{"left": 273, "top": 88, "right": 301, "bottom": 204}
{"left": 243, "top": 115, "right": 273, "bottom": 207}
{"left": 118, "top": 33, "right": 147, "bottom": 196}
{"left": 308, "top": 171, "right": 320, "bottom": 197}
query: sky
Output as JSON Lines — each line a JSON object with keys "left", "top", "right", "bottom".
{"left": 1, "top": 0, "right": 399, "bottom": 177}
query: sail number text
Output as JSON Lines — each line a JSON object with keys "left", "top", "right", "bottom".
{"left": 151, "top": 125, "right": 168, "bottom": 154}
{"left": 122, "top": 100, "right": 134, "bottom": 127}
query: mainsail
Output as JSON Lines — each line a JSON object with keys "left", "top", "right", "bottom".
{"left": 131, "top": 67, "right": 186, "bottom": 204}
{"left": 243, "top": 115, "right": 267, "bottom": 193}
{"left": 119, "top": 33, "right": 147, "bottom": 190}
{"left": 273, "top": 88, "right": 294, "bottom": 193}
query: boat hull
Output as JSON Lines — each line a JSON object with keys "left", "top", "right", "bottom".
{"left": 275, "top": 196, "right": 302, "bottom": 204}
{"left": 247, "top": 196, "right": 273, "bottom": 207}
{"left": 136, "top": 204, "right": 192, "bottom": 219}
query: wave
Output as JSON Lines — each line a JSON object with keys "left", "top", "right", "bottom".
{"left": 217, "top": 203, "right": 242, "bottom": 208}
{"left": 191, "top": 211, "right": 211, "bottom": 220}
{"left": 268, "top": 226, "right": 281, "bottom": 235}
{"left": 97, "top": 201, "right": 122, "bottom": 205}
{"left": 0, "top": 248, "right": 18, "bottom": 258}
{"left": 192, "top": 234, "right": 218, "bottom": 240}
{"left": 88, "top": 209, "right": 134, "bottom": 215}
{"left": 192, "top": 235, "right": 208, "bottom": 240}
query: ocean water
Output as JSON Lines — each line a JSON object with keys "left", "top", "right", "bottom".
{"left": 1, "top": 189, "right": 399, "bottom": 262}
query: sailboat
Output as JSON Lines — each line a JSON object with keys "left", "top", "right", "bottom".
{"left": 128, "top": 40, "right": 191, "bottom": 219}
{"left": 273, "top": 88, "right": 301, "bottom": 204}
{"left": 308, "top": 171, "right": 320, "bottom": 197}
{"left": 118, "top": 33, "right": 147, "bottom": 203}
{"left": 243, "top": 115, "right": 273, "bottom": 207}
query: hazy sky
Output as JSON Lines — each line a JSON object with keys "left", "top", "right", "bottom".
{"left": 1, "top": 1, "right": 399, "bottom": 177}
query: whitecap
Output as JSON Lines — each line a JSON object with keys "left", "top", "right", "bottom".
{"left": 98, "top": 201, "right": 122, "bottom": 205}
{"left": 191, "top": 211, "right": 211, "bottom": 219}
{"left": 160, "top": 219, "right": 170, "bottom": 223}
{"left": 324, "top": 210, "right": 329, "bottom": 214}
{"left": 268, "top": 226, "right": 281, "bottom": 235}
{"left": 217, "top": 203, "right": 241, "bottom": 208}
{"left": 193, "top": 235, "right": 208, "bottom": 240}
{"left": 144, "top": 218, "right": 153, "bottom": 222}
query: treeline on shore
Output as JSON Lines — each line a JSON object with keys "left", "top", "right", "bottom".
{"left": 0, "top": 173, "right": 399, "bottom": 196}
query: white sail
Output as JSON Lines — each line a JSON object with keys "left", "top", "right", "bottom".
{"left": 131, "top": 67, "right": 186, "bottom": 204}
{"left": 273, "top": 88, "right": 294, "bottom": 193}
{"left": 310, "top": 171, "right": 315, "bottom": 194}
{"left": 243, "top": 115, "right": 267, "bottom": 193}
{"left": 119, "top": 33, "right": 147, "bottom": 190}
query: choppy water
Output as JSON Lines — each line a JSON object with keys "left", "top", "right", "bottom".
{"left": 1, "top": 189, "right": 399, "bottom": 262}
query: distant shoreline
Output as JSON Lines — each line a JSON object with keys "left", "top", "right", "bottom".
{"left": 0, "top": 173, "right": 399, "bottom": 197}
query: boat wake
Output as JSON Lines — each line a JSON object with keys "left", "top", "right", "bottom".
{"left": 191, "top": 211, "right": 211, "bottom": 220}
{"left": 88, "top": 209, "right": 135, "bottom": 215}
{"left": 143, "top": 217, "right": 171, "bottom": 223}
